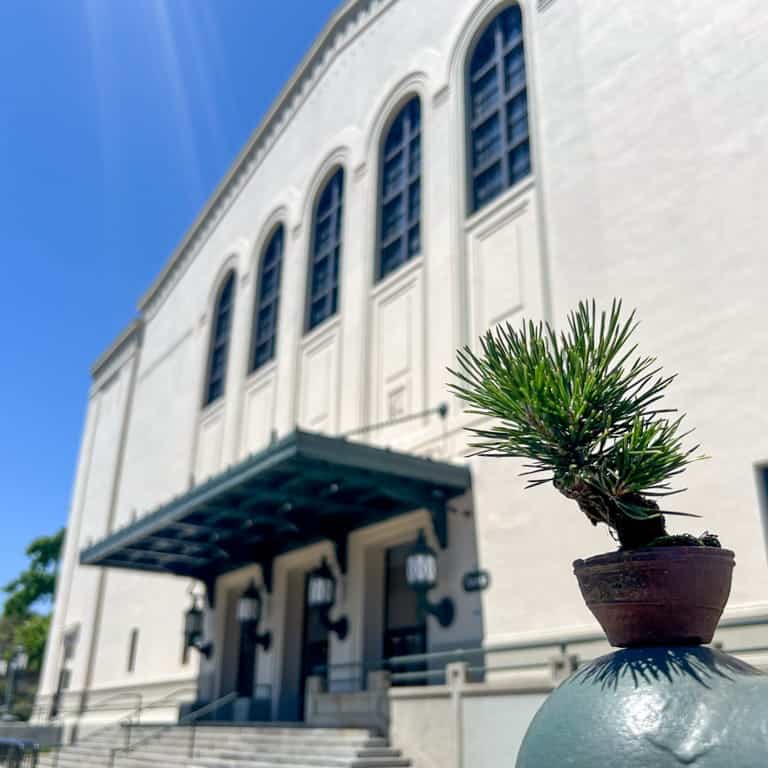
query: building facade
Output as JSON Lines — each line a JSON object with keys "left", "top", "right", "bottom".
{"left": 37, "top": 0, "right": 768, "bottom": 745}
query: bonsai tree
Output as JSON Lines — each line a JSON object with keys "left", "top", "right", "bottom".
{"left": 449, "top": 300, "right": 717, "bottom": 550}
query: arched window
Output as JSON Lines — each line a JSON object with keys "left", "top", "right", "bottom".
{"left": 250, "top": 226, "right": 284, "bottom": 372}
{"left": 204, "top": 270, "right": 236, "bottom": 406}
{"left": 378, "top": 97, "right": 421, "bottom": 281}
{"left": 307, "top": 168, "right": 344, "bottom": 331}
{"left": 467, "top": 4, "right": 530, "bottom": 213}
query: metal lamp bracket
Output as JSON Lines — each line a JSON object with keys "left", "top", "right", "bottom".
{"left": 420, "top": 594, "right": 455, "bottom": 628}
{"left": 321, "top": 612, "right": 349, "bottom": 641}
{"left": 429, "top": 497, "right": 449, "bottom": 550}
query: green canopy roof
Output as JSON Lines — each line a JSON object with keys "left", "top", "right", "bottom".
{"left": 80, "top": 430, "right": 471, "bottom": 601}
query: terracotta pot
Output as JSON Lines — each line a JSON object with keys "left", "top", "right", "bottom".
{"left": 573, "top": 546, "right": 735, "bottom": 647}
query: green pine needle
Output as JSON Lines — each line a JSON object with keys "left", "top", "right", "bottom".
{"left": 448, "top": 300, "right": 706, "bottom": 517}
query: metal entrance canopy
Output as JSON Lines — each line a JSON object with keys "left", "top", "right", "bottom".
{"left": 80, "top": 430, "right": 471, "bottom": 604}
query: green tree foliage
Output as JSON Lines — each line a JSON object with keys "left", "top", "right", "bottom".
{"left": 449, "top": 300, "right": 710, "bottom": 549}
{"left": 2, "top": 528, "right": 65, "bottom": 673}
{"left": 3, "top": 529, "right": 65, "bottom": 618}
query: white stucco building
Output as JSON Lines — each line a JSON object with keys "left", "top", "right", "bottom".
{"left": 36, "top": 0, "right": 768, "bottom": 760}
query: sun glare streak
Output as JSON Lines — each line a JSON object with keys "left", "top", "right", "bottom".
{"left": 148, "top": 0, "right": 206, "bottom": 200}
{"left": 82, "top": 0, "right": 116, "bottom": 194}
{"left": 177, "top": 1, "right": 232, "bottom": 166}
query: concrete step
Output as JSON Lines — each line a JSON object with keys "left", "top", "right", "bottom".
{"left": 37, "top": 725, "right": 411, "bottom": 768}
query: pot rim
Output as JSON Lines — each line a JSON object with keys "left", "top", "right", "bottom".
{"left": 573, "top": 546, "right": 735, "bottom": 571}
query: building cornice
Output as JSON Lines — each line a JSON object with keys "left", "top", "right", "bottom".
{"left": 90, "top": 318, "right": 143, "bottom": 383}
{"left": 137, "top": 0, "right": 397, "bottom": 320}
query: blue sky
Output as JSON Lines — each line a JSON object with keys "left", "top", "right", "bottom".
{"left": 0, "top": 0, "right": 339, "bottom": 604}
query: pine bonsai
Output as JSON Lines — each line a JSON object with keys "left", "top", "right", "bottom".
{"left": 449, "top": 300, "right": 718, "bottom": 551}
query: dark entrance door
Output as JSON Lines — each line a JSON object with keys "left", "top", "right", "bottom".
{"left": 384, "top": 542, "right": 426, "bottom": 681}
{"left": 236, "top": 626, "right": 257, "bottom": 698}
{"left": 299, "top": 574, "right": 330, "bottom": 715}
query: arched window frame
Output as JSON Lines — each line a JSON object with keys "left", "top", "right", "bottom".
{"left": 203, "top": 270, "right": 236, "bottom": 407}
{"left": 249, "top": 225, "right": 284, "bottom": 373}
{"left": 377, "top": 96, "right": 422, "bottom": 281}
{"left": 466, "top": 4, "right": 531, "bottom": 214}
{"left": 306, "top": 168, "right": 344, "bottom": 333}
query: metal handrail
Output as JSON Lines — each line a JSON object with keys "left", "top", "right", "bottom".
{"left": 135, "top": 685, "right": 197, "bottom": 714}
{"left": 311, "top": 615, "right": 768, "bottom": 690}
{"left": 386, "top": 613, "right": 768, "bottom": 672}
{"left": 0, "top": 738, "right": 38, "bottom": 768}
{"left": 48, "top": 684, "right": 197, "bottom": 767}
{"left": 108, "top": 691, "right": 237, "bottom": 767}
{"left": 82, "top": 691, "right": 142, "bottom": 714}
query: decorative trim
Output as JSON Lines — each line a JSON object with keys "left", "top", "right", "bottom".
{"left": 137, "top": 0, "right": 398, "bottom": 322}
{"left": 432, "top": 84, "right": 450, "bottom": 107}
{"left": 90, "top": 319, "right": 143, "bottom": 385}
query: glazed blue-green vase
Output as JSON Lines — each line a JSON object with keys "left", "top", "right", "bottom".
{"left": 516, "top": 646, "right": 768, "bottom": 766}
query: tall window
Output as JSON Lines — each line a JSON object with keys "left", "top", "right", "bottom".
{"left": 250, "top": 226, "right": 284, "bottom": 372}
{"left": 467, "top": 4, "right": 530, "bottom": 213}
{"left": 307, "top": 169, "right": 344, "bottom": 331}
{"left": 378, "top": 97, "right": 421, "bottom": 281}
{"left": 204, "top": 270, "right": 236, "bottom": 406}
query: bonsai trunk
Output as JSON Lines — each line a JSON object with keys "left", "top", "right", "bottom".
{"left": 554, "top": 478, "right": 667, "bottom": 549}
{"left": 612, "top": 506, "right": 667, "bottom": 550}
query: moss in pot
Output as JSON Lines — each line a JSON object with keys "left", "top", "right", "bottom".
{"left": 449, "top": 299, "right": 734, "bottom": 647}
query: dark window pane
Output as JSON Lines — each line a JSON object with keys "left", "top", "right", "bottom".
{"left": 408, "top": 182, "right": 420, "bottom": 223}
{"left": 204, "top": 272, "right": 236, "bottom": 406}
{"left": 472, "top": 114, "right": 501, "bottom": 169}
{"left": 507, "top": 91, "right": 528, "bottom": 144}
{"left": 382, "top": 156, "right": 404, "bottom": 198}
{"left": 381, "top": 239, "right": 404, "bottom": 276}
{"left": 307, "top": 170, "right": 344, "bottom": 331}
{"left": 471, "top": 67, "right": 499, "bottom": 120}
{"left": 385, "top": 116, "right": 404, "bottom": 154}
{"left": 470, "top": 25, "right": 496, "bottom": 76}
{"left": 377, "top": 97, "right": 421, "bottom": 281}
{"left": 509, "top": 139, "right": 531, "bottom": 182}
{"left": 250, "top": 226, "right": 283, "bottom": 372}
{"left": 499, "top": 5, "right": 523, "bottom": 45}
{"left": 408, "top": 224, "right": 420, "bottom": 257}
{"left": 409, "top": 137, "right": 421, "bottom": 178}
{"left": 468, "top": 5, "right": 531, "bottom": 214}
{"left": 474, "top": 161, "right": 503, "bottom": 210}
{"left": 408, "top": 98, "right": 421, "bottom": 130}
{"left": 504, "top": 46, "right": 526, "bottom": 94}
{"left": 382, "top": 197, "right": 404, "bottom": 242}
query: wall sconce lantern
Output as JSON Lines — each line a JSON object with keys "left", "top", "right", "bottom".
{"left": 406, "top": 530, "right": 455, "bottom": 627}
{"left": 307, "top": 558, "right": 348, "bottom": 640}
{"left": 237, "top": 581, "right": 271, "bottom": 650}
{"left": 184, "top": 596, "right": 213, "bottom": 658}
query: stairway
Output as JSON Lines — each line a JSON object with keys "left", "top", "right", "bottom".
{"left": 37, "top": 724, "right": 411, "bottom": 768}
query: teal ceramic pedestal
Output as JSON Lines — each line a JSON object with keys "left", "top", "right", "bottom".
{"left": 516, "top": 646, "right": 768, "bottom": 766}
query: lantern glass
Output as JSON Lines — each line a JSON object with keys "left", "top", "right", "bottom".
{"left": 406, "top": 531, "right": 438, "bottom": 592}
{"left": 237, "top": 582, "right": 263, "bottom": 625}
{"left": 307, "top": 559, "right": 335, "bottom": 610}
